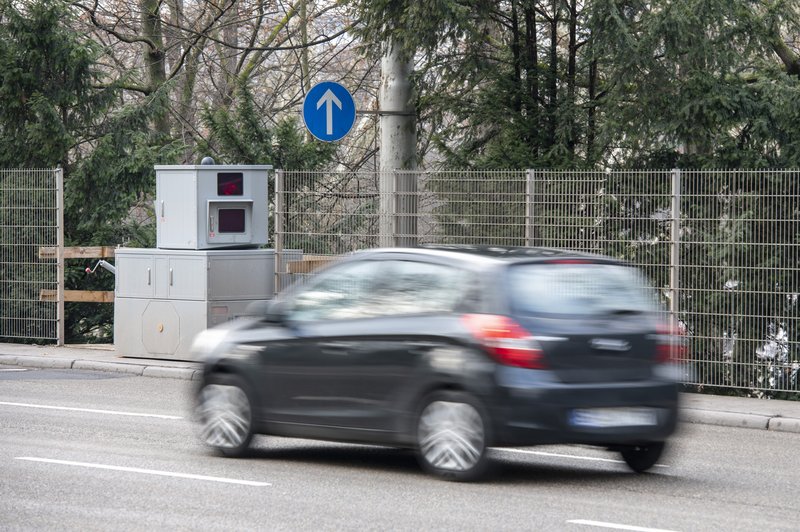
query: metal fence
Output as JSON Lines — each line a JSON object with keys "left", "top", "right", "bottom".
{"left": 679, "top": 170, "right": 800, "bottom": 396}
{"left": 275, "top": 169, "right": 800, "bottom": 396}
{"left": 0, "top": 169, "right": 63, "bottom": 343}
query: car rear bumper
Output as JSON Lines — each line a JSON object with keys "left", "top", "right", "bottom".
{"left": 488, "top": 367, "right": 680, "bottom": 447}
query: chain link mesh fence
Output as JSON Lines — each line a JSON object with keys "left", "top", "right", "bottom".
{"left": 276, "top": 168, "right": 800, "bottom": 396}
{"left": 0, "top": 169, "right": 61, "bottom": 342}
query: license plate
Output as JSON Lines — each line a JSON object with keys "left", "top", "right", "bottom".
{"left": 570, "top": 407, "right": 658, "bottom": 428}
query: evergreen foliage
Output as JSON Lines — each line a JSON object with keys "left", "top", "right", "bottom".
{"left": 591, "top": 0, "right": 800, "bottom": 168}
{"left": 0, "top": 0, "right": 112, "bottom": 168}
{"left": 0, "top": 0, "right": 181, "bottom": 343}
{"left": 201, "top": 82, "right": 335, "bottom": 170}
{"left": 352, "top": 0, "right": 800, "bottom": 170}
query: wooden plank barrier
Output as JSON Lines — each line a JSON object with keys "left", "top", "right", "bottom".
{"left": 286, "top": 256, "right": 334, "bottom": 274}
{"left": 38, "top": 246, "right": 116, "bottom": 259}
{"left": 40, "top": 289, "right": 114, "bottom": 303}
{"left": 38, "top": 246, "right": 116, "bottom": 303}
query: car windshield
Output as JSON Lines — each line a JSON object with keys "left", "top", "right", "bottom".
{"left": 508, "top": 262, "right": 662, "bottom": 316}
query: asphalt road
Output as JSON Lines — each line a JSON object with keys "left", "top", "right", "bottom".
{"left": 1, "top": 367, "right": 799, "bottom": 532}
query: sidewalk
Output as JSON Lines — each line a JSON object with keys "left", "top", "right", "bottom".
{"left": 2, "top": 342, "right": 800, "bottom": 434}
{"left": 0, "top": 342, "right": 199, "bottom": 381}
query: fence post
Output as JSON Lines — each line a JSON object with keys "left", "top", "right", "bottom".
{"left": 669, "top": 168, "right": 681, "bottom": 321}
{"left": 379, "top": 170, "right": 394, "bottom": 247}
{"left": 525, "top": 169, "right": 536, "bottom": 247}
{"left": 56, "top": 167, "right": 65, "bottom": 346}
{"left": 274, "top": 170, "right": 284, "bottom": 295}
{"left": 395, "top": 170, "right": 418, "bottom": 247}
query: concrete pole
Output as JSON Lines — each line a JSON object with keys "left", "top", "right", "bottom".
{"left": 379, "top": 41, "right": 417, "bottom": 247}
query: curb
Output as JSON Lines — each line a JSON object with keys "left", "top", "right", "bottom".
{"left": 1, "top": 355, "right": 74, "bottom": 370}
{"left": 767, "top": 417, "right": 800, "bottom": 433}
{"left": 0, "top": 354, "right": 198, "bottom": 381}
{"left": 142, "top": 366, "right": 199, "bottom": 380}
{"left": 681, "top": 409, "right": 800, "bottom": 434}
{"left": 72, "top": 360, "right": 145, "bottom": 376}
{"left": 681, "top": 409, "right": 769, "bottom": 430}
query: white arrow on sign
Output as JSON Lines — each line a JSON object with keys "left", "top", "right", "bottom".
{"left": 316, "top": 89, "right": 342, "bottom": 135}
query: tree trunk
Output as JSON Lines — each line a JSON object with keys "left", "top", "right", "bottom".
{"left": 165, "top": 0, "right": 198, "bottom": 160}
{"left": 140, "top": 0, "right": 169, "bottom": 136}
{"left": 566, "top": 0, "right": 577, "bottom": 157}
{"left": 547, "top": 0, "right": 559, "bottom": 149}
{"left": 178, "top": 48, "right": 202, "bottom": 161}
{"left": 524, "top": 2, "right": 538, "bottom": 155}
{"left": 771, "top": 38, "right": 800, "bottom": 77}
{"left": 510, "top": 0, "right": 522, "bottom": 113}
{"left": 219, "top": 0, "right": 240, "bottom": 107}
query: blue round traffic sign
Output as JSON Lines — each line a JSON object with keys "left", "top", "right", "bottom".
{"left": 302, "top": 81, "right": 356, "bottom": 142}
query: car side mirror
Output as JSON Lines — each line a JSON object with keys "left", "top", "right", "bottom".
{"left": 243, "top": 299, "right": 287, "bottom": 323}
{"left": 267, "top": 301, "right": 289, "bottom": 324}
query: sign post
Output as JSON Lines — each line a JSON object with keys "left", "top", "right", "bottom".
{"left": 302, "top": 81, "right": 356, "bottom": 142}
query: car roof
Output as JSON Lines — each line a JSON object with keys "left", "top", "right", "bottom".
{"left": 351, "top": 245, "right": 625, "bottom": 265}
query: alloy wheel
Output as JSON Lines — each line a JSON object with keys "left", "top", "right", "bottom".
{"left": 198, "top": 383, "right": 252, "bottom": 454}
{"left": 418, "top": 398, "right": 486, "bottom": 475}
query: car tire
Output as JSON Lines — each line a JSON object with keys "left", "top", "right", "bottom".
{"left": 196, "top": 373, "right": 254, "bottom": 458}
{"left": 620, "top": 441, "right": 665, "bottom": 473}
{"left": 415, "top": 390, "right": 490, "bottom": 481}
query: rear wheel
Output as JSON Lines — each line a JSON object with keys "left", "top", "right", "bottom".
{"left": 415, "top": 391, "right": 489, "bottom": 481}
{"left": 196, "top": 374, "right": 254, "bottom": 457}
{"left": 620, "top": 441, "right": 665, "bottom": 473}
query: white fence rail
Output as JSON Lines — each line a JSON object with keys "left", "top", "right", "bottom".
{"left": 275, "top": 169, "right": 800, "bottom": 396}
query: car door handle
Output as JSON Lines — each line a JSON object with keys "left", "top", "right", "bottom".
{"left": 408, "top": 341, "right": 438, "bottom": 349}
{"left": 405, "top": 341, "right": 438, "bottom": 355}
{"left": 320, "top": 341, "right": 351, "bottom": 354}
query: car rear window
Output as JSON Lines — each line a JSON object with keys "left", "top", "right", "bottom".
{"left": 508, "top": 262, "right": 662, "bottom": 316}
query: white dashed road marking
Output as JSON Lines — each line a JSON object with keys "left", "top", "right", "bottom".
{"left": 567, "top": 519, "right": 679, "bottom": 532}
{"left": 497, "top": 448, "right": 668, "bottom": 468}
{"left": 15, "top": 457, "right": 271, "bottom": 487}
{"left": 0, "top": 401, "right": 182, "bottom": 420}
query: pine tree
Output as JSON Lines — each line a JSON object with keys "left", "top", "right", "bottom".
{"left": 0, "top": 0, "right": 181, "bottom": 342}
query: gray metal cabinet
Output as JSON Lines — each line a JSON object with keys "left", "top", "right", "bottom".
{"left": 116, "top": 248, "right": 275, "bottom": 301}
{"left": 114, "top": 248, "right": 278, "bottom": 359}
{"left": 117, "top": 255, "right": 156, "bottom": 298}
{"left": 163, "top": 256, "right": 206, "bottom": 300}
{"left": 155, "top": 165, "right": 271, "bottom": 250}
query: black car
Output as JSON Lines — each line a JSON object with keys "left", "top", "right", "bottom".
{"left": 191, "top": 245, "right": 684, "bottom": 481}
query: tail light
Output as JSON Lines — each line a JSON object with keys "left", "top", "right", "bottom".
{"left": 461, "top": 314, "right": 546, "bottom": 369}
{"left": 654, "top": 322, "right": 688, "bottom": 363}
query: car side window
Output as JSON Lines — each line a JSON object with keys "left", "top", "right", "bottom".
{"left": 285, "top": 260, "right": 386, "bottom": 322}
{"left": 373, "top": 260, "right": 471, "bottom": 316}
{"left": 284, "top": 258, "right": 472, "bottom": 322}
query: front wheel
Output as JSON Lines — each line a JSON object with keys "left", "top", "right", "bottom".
{"left": 196, "top": 374, "right": 254, "bottom": 457}
{"left": 620, "top": 441, "right": 665, "bottom": 473}
{"left": 415, "top": 391, "right": 490, "bottom": 481}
